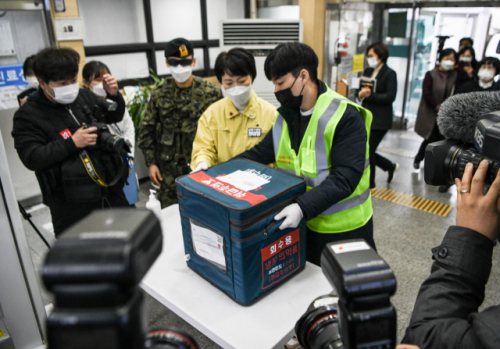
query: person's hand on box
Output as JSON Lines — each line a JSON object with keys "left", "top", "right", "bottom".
{"left": 191, "top": 162, "right": 208, "bottom": 174}
{"left": 275, "top": 203, "right": 303, "bottom": 230}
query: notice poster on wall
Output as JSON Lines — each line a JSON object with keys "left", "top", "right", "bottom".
{"left": 0, "top": 21, "right": 16, "bottom": 57}
{"left": 0, "top": 64, "right": 28, "bottom": 110}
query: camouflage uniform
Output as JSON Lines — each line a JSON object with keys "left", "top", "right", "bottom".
{"left": 138, "top": 76, "right": 221, "bottom": 208}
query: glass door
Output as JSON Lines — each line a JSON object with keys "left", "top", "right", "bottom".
{"left": 404, "top": 10, "right": 436, "bottom": 128}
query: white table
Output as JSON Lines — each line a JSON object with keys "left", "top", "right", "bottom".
{"left": 141, "top": 204, "right": 332, "bottom": 349}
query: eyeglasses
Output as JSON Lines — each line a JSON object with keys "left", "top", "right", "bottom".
{"left": 167, "top": 58, "right": 193, "bottom": 67}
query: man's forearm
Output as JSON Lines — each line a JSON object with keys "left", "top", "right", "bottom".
{"left": 402, "top": 226, "right": 494, "bottom": 348}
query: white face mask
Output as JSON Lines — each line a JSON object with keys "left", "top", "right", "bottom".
{"left": 46, "top": 82, "right": 80, "bottom": 104}
{"left": 477, "top": 69, "right": 495, "bottom": 82}
{"left": 459, "top": 57, "right": 472, "bottom": 63}
{"left": 440, "top": 60, "right": 455, "bottom": 71}
{"left": 26, "top": 76, "right": 39, "bottom": 89}
{"left": 91, "top": 82, "right": 107, "bottom": 97}
{"left": 170, "top": 65, "right": 193, "bottom": 83}
{"left": 222, "top": 85, "right": 253, "bottom": 110}
{"left": 367, "top": 57, "right": 379, "bottom": 68}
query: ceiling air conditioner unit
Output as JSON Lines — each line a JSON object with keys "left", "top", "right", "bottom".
{"left": 220, "top": 19, "right": 303, "bottom": 107}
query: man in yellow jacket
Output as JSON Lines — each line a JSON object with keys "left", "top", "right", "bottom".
{"left": 191, "top": 48, "right": 277, "bottom": 171}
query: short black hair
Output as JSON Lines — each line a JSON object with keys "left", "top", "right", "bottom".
{"left": 458, "top": 45, "right": 475, "bottom": 61}
{"left": 460, "top": 37, "right": 474, "bottom": 47}
{"left": 33, "top": 48, "right": 79, "bottom": 83}
{"left": 82, "top": 61, "right": 111, "bottom": 83}
{"left": 264, "top": 42, "right": 318, "bottom": 83}
{"left": 478, "top": 57, "right": 500, "bottom": 75}
{"left": 439, "top": 48, "right": 458, "bottom": 63}
{"left": 214, "top": 48, "right": 256, "bottom": 83}
{"left": 367, "top": 42, "right": 390, "bottom": 63}
{"left": 23, "top": 55, "right": 36, "bottom": 77}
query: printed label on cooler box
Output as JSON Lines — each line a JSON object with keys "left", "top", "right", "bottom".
{"left": 190, "top": 219, "right": 227, "bottom": 271}
{"left": 188, "top": 171, "right": 267, "bottom": 205}
{"left": 261, "top": 228, "right": 300, "bottom": 289}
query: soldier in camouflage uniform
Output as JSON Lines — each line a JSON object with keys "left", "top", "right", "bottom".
{"left": 138, "top": 38, "right": 221, "bottom": 208}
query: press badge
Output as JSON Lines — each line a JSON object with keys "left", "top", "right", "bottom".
{"left": 248, "top": 128, "right": 262, "bottom": 137}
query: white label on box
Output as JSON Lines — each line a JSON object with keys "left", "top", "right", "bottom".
{"left": 331, "top": 241, "right": 370, "bottom": 254}
{"left": 217, "top": 170, "right": 270, "bottom": 191}
{"left": 191, "top": 220, "right": 226, "bottom": 269}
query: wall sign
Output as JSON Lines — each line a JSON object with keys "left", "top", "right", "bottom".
{"left": 54, "top": 17, "right": 85, "bottom": 41}
{"left": 0, "top": 21, "right": 16, "bottom": 57}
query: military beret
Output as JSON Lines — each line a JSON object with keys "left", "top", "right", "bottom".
{"left": 165, "top": 38, "right": 194, "bottom": 58}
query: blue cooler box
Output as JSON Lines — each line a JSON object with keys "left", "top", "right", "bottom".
{"left": 175, "top": 159, "right": 307, "bottom": 305}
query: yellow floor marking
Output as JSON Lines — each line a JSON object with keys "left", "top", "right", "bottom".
{"left": 410, "top": 197, "right": 423, "bottom": 207}
{"left": 390, "top": 192, "right": 404, "bottom": 202}
{"left": 386, "top": 191, "right": 399, "bottom": 201}
{"left": 371, "top": 188, "right": 454, "bottom": 217}
{"left": 395, "top": 193, "right": 409, "bottom": 204}
{"left": 432, "top": 202, "right": 444, "bottom": 214}
{"left": 416, "top": 199, "right": 429, "bottom": 210}
{"left": 401, "top": 195, "right": 414, "bottom": 206}
{"left": 375, "top": 188, "right": 390, "bottom": 198}
{"left": 442, "top": 205, "right": 453, "bottom": 217}
{"left": 438, "top": 204, "right": 449, "bottom": 216}
{"left": 421, "top": 200, "right": 435, "bottom": 211}
{"left": 380, "top": 190, "right": 394, "bottom": 200}
{"left": 427, "top": 201, "right": 439, "bottom": 212}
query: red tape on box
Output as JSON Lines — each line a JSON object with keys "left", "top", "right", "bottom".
{"left": 188, "top": 171, "right": 267, "bottom": 206}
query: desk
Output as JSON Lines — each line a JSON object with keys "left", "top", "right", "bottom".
{"left": 141, "top": 205, "right": 332, "bottom": 349}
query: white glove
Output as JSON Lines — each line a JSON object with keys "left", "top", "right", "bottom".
{"left": 274, "top": 203, "right": 303, "bottom": 230}
{"left": 190, "top": 162, "right": 208, "bottom": 174}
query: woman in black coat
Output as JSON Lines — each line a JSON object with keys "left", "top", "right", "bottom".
{"left": 359, "top": 42, "right": 398, "bottom": 189}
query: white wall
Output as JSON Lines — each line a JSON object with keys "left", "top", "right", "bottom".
{"left": 0, "top": 10, "right": 49, "bottom": 66}
{"left": 86, "top": 53, "right": 150, "bottom": 81}
{"left": 151, "top": 0, "right": 203, "bottom": 42}
{"left": 78, "top": 0, "right": 147, "bottom": 46}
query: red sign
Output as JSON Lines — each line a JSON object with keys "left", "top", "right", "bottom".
{"left": 59, "top": 128, "right": 73, "bottom": 140}
{"left": 188, "top": 171, "right": 267, "bottom": 206}
{"left": 261, "top": 228, "right": 300, "bottom": 289}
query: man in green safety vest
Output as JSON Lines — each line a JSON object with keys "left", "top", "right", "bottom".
{"left": 235, "top": 42, "right": 374, "bottom": 266}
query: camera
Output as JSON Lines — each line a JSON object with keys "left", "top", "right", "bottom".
{"left": 425, "top": 111, "right": 500, "bottom": 186}
{"left": 82, "top": 99, "right": 128, "bottom": 153}
{"left": 295, "top": 240, "right": 397, "bottom": 349}
{"left": 42, "top": 209, "right": 199, "bottom": 349}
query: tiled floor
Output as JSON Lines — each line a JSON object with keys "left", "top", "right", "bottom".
{"left": 19, "top": 129, "right": 500, "bottom": 348}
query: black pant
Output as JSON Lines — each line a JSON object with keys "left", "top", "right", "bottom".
{"left": 370, "top": 129, "right": 394, "bottom": 187}
{"left": 48, "top": 185, "right": 131, "bottom": 237}
{"left": 415, "top": 123, "right": 445, "bottom": 163}
{"left": 305, "top": 217, "right": 375, "bottom": 266}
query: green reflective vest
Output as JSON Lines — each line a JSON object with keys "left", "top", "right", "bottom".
{"left": 272, "top": 86, "right": 373, "bottom": 233}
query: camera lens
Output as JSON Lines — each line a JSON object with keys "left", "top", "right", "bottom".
{"left": 99, "top": 132, "right": 125, "bottom": 152}
{"left": 425, "top": 140, "right": 500, "bottom": 186}
{"left": 144, "top": 329, "right": 199, "bottom": 349}
{"left": 295, "top": 295, "right": 343, "bottom": 349}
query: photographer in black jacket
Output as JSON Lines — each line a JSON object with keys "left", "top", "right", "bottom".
{"left": 12, "top": 48, "right": 130, "bottom": 237}
{"left": 403, "top": 160, "right": 500, "bottom": 348}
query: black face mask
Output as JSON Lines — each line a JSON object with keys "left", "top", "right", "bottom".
{"left": 275, "top": 74, "right": 305, "bottom": 110}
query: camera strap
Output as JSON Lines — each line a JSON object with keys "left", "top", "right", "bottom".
{"left": 79, "top": 149, "right": 123, "bottom": 187}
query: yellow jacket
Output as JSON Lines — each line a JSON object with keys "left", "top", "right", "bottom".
{"left": 191, "top": 91, "right": 277, "bottom": 169}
